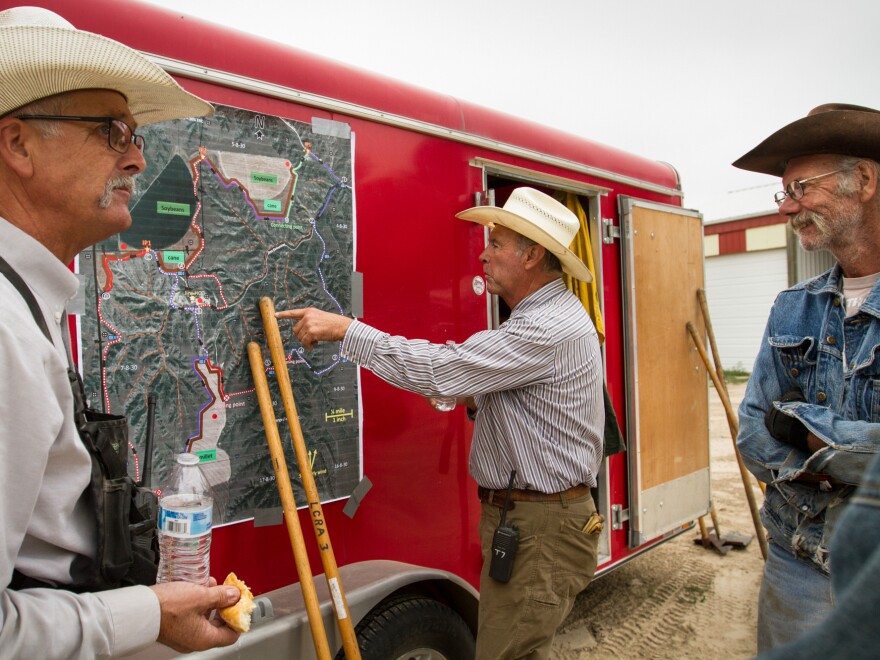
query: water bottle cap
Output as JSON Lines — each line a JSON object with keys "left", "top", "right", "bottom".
{"left": 176, "top": 452, "right": 201, "bottom": 466}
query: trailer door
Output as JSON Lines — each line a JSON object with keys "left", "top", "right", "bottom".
{"left": 619, "top": 197, "right": 710, "bottom": 547}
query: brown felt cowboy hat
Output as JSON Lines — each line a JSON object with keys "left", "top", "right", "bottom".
{"left": 456, "top": 187, "right": 593, "bottom": 282}
{"left": 733, "top": 103, "right": 880, "bottom": 176}
{"left": 0, "top": 6, "right": 212, "bottom": 124}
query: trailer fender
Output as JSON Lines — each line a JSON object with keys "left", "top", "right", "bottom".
{"left": 128, "top": 559, "right": 478, "bottom": 659}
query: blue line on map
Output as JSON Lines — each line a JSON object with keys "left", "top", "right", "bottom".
{"left": 309, "top": 152, "right": 346, "bottom": 185}
{"left": 312, "top": 183, "right": 345, "bottom": 310}
{"left": 310, "top": 213, "right": 344, "bottom": 313}
{"left": 295, "top": 347, "right": 312, "bottom": 369}
{"left": 315, "top": 343, "right": 345, "bottom": 376}
{"left": 190, "top": 306, "right": 208, "bottom": 357}
{"left": 293, "top": 345, "right": 344, "bottom": 376}
{"left": 316, "top": 184, "right": 340, "bottom": 219}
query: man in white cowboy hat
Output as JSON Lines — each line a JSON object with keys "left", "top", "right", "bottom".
{"left": 278, "top": 186, "right": 604, "bottom": 659}
{"left": 733, "top": 103, "right": 880, "bottom": 652}
{"left": 0, "top": 6, "right": 243, "bottom": 658}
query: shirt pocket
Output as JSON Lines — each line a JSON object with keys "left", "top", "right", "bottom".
{"left": 769, "top": 335, "right": 817, "bottom": 375}
{"left": 850, "top": 344, "right": 880, "bottom": 422}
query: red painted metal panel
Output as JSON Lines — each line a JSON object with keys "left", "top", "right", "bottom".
{"left": 704, "top": 212, "right": 783, "bottom": 235}
{"left": 719, "top": 231, "right": 747, "bottom": 256}
{"left": 28, "top": 0, "right": 678, "bottom": 195}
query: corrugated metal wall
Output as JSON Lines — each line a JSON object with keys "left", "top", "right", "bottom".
{"left": 704, "top": 248, "right": 788, "bottom": 373}
{"left": 787, "top": 225, "right": 836, "bottom": 284}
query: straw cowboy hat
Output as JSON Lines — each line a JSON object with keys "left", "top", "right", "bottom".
{"left": 733, "top": 103, "right": 880, "bottom": 176}
{"left": 456, "top": 187, "right": 593, "bottom": 282}
{"left": 0, "top": 6, "right": 212, "bottom": 124}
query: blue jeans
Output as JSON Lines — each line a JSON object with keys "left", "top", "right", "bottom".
{"left": 758, "top": 451, "right": 880, "bottom": 659}
{"left": 757, "top": 540, "right": 834, "bottom": 651}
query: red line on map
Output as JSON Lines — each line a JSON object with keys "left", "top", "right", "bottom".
{"left": 188, "top": 273, "right": 229, "bottom": 309}
{"left": 100, "top": 248, "right": 148, "bottom": 292}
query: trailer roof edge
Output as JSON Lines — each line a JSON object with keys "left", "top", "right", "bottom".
{"left": 148, "top": 53, "right": 683, "bottom": 200}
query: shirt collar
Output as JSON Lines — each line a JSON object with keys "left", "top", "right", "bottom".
{"left": 510, "top": 279, "right": 567, "bottom": 316}
{"left": 805, "top": 263, "right": 880, "bottom": 318}
{"left": 0, "top": 217, "right": 80, "bottom": 308}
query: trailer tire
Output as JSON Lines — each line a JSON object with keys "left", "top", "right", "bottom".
{"left": 337, "top": 594, "right": 475, "bottom": 660}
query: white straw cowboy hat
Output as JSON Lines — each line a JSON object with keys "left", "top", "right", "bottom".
{"left": 456, "top": 187, "right": 593, "bottom": 282}
{"left": 0, "top": 6, "right": 212, "bottom": 124}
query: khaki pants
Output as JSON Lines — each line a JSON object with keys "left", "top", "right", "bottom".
{"left": 476, "top": 493, "right": 599, "bottom": 660}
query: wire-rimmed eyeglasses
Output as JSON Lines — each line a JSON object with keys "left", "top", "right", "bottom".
{"left": 14, "top": 115, "right": 145, "bottom": 153}
{"left": 774, "top": 169, "right": 846, "bottom": 206}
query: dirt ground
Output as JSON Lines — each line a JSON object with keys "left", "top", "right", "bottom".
{"left": 551, "top": 380, "right": 764, "bottom": 659}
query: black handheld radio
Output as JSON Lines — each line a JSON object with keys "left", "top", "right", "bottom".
{"left": 488, "top": 470, "right": 520, "bottom": 583}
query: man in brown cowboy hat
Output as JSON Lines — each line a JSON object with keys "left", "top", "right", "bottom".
{"left": 734, "top": 103, "right": 880, "bottom": 652}
{"left": 278, "top": 186, "right": 605, "bottom": 659}
{"left": 0, "top": 6, "right": 243, "bottom": 658}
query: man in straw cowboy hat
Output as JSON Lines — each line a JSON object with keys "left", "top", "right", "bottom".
{"left": 0, "top": 6, "right": 243, "bottom": 658}
{"left": 733, "top": 103, "right": 880, "bottom": 652}
{"left": 278, "top": 187, "right": 605, "bottom": 659}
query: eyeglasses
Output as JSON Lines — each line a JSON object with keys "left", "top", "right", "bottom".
{"left": 774, "top": 169, "right": 846, "bottom": 206}
{"left": 14, "top": 115, "right": 145, "bottom": 153}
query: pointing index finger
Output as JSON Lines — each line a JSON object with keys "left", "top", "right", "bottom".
{"left": 275, "top": 308, "right": 306, "bottom": 320}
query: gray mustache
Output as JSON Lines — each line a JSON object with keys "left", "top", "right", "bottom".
{"left": 99, "top": 176, "right": 136, "bottom": 208}
{"left": 791, "top": 210, "right": 822, "bottom": 232}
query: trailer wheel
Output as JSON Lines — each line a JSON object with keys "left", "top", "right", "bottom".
{"left": 336, "top": 594, "right": 475, "bottom": 660}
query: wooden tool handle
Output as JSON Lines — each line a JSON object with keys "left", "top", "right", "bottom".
{"left": 686, "top": 322, "right": 768, "bottom": 561}
{"left": 258, "top": 297, "right": 361, "bottom": 660}
{"left": 247, "top": 342, "right": 332, "bottom": 660}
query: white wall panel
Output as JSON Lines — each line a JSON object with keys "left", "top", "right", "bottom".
{"left": 704, "top": 249, "right": 788, "bottom": 373}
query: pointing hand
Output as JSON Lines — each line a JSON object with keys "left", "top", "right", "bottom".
{"left": 275, "top": 307, "right": 353, "bottom": 349}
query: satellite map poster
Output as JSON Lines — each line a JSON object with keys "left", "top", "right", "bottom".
{"left": 76, "top": 103, "right": 359, "bottom": 526}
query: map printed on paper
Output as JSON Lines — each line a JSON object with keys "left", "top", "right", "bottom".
{"left": 77, "top": 104, "right": 359, "bottom": 525}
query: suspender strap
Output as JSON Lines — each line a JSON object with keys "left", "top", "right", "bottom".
{"left": 0, "top": 253, "right": 127, "bottom": 476}
{"left": 0, "top": 253, "right": 159, "bottom": 591}
{"left": 0, "top": 254, "right": 52, "bottom": 342}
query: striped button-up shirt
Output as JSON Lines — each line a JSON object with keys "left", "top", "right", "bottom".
{"left": 342, "top": 279, "right": 604, "bottom": 492}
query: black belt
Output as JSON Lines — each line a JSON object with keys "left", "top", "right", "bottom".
{"left": 478, "top": 484, "right": 590, "bottom": 508}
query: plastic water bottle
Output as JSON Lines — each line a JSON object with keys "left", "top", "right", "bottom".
{"left": 156, "top": 452, "right": 213, "bottom": 585}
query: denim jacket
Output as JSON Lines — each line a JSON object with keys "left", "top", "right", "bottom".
{"left": 738, "top": 264, "right": 880, "bottom": 574}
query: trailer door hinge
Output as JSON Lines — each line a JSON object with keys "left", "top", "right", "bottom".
{"left": 611, "top": 504, "right": 629, "bottom": 530}
{"left": 474, "top": 189, "right": 496, "bottom": 207}
{"left": 602, "top": 218, "right": 620, "bottom": 244}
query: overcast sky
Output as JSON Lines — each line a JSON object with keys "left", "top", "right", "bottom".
{"left": 143, "top": 0, "right": 880, "bottom": 220}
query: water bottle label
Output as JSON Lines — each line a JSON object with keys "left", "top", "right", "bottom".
{"left": 159, "top": 504, "right": 212, "bottom": 537}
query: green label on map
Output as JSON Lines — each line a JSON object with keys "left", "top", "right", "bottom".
{"left": 156, "top": 201, "right": 191, "bottom": 216}
{"left": 251, "top": 172, "right": 278, "bottom": 185}
{"left": 195, "top": 449, "right": 217, "bottom": 462}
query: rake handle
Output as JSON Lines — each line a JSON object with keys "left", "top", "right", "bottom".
{"left": 258, "top": 297, "right": 361, "bottom": 660}
{"left": 247, "top": 342, "right": 331, "bottom": 660}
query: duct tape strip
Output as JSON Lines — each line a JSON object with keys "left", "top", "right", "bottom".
{"left": 311, "top": 117, "right": 351, "bottom": 139}
{"left": 253, "top": 506, "right": 283, "bottom": 528}
{"left": 342, "top": 476, "right": 373, "bottom": 519}
{"left": 351, "top": 271, "right": 363, "bottom": 318}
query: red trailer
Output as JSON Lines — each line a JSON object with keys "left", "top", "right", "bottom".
{"left": 7, "top": 1, "right": 711, "bottom": 656}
